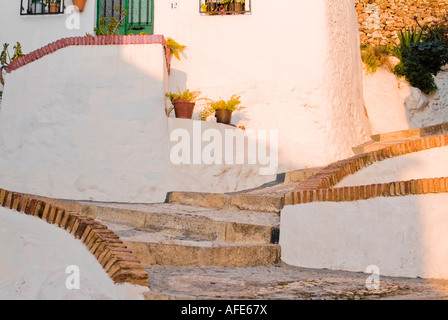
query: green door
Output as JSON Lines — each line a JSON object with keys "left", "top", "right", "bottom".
{"left": 97, "top": 0, "right": 154, "bottom": 35}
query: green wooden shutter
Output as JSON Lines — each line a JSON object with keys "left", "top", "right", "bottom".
{"left": 97, "top": 0, "right": 154, "bottom": 35}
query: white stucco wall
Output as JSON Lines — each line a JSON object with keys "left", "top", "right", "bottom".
{"left": 363, "top": 66, "right": 448, "bottom": 134}
{"left": 1, "top": 0, "right": 371, "bottom": 172}
{"left": 336, "top": 146, "right": 448, "bottom": 188}
{"left": 0, "top": 43, "right": 274, "bottom": 202}
{"left": 0, "top": 0, "right": 96, "bottom": 52}
{"left": 0, "top": 207, "right": 147, "bottom": 299}
{"left": 156, "top": 0, "right": 372, "bottom": 171}
{"left": 0, "top": 44, "right": 172, "bottom": 203}
{"left": 280, "top": 194, "right": 448, "bottom": 279}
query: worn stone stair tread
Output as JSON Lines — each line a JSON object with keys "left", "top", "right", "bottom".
{"left": 142, "top": 264, "right": 448, "bottom": 300}
{"left": 81, "top": 202, "right": 280, "bottom": 227}
{"left": 167, "top": 192, "right": 284, "bottom": 214}
{"left": 101, "top": 221, "right": 281, "bottom": 267}
{"left": 105, "top": 221, "right": 265, "bottom": 247}
{"left": 352, "top": 138, "right": 418, "bottom": 155}
{"left": 353, "top": 122, "right": 448, "bottom": 155}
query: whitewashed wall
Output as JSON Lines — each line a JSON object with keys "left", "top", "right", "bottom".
{"left": 0, "top": 0, "right": 372, "bottom": 199}
{"left": 156, "top": 0, "right": 372, "bottom": 171}
{"left": 0, "top": 207, "right": 147, "bottom": 299}
{"left": 0, "top": 0, "right": 96, "bottom": 51}
{"left": 0, "top": 43, "right": 273, "bottom": 202}
{"left": 0, "top": 44, "right": 172, "bottom": 203}
{"left": 363, "top": 66, "right": 448, "bottom": 134}
{"left": 280, "top": 194, "right": 448, "bottom": 279}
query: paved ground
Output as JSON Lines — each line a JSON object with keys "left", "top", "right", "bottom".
{"left": 144, "top": 263, "right": 448, "bottom": 300}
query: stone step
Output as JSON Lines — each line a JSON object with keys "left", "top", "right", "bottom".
{"left": 352, "top": 139, "right": 413, "bottom": 155}
{"left": 371, "top": 122, "right": 448, "bottom": 143}
{"left": 284, "top": 167, "right": 325, "bottom": 183}
{"left": 103, "top": 221, "right": 281, "bottom": 267}
{"left": 166, "top": 192, "right": 284, "bottom": 214}
{"left": 80, "top": 202, "right": 280, "bottom": 245}
{"left": 353, "top": 122, "right": 448, "bottom": 155}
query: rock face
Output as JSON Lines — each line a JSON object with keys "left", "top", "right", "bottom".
{"left": 355, "top": 0, "right": 448, "bottom": 45}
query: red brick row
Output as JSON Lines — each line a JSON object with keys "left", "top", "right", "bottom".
{"left": 6, "top": 35, "right": 170, "bottom": 75}
{"left": 0, "top": 188, "right": 149, "bottom": 287}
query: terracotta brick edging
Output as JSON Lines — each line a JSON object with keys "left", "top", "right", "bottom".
{"left": 0, "top": 188, "right": 149, "bottom": 288}
{"left": 6, "top": 35, "right": 171, "bottom": 74}
{"left": 285, "top": 134, "right": 448, "bottom": 205}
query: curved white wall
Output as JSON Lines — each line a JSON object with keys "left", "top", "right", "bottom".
{"left": 280, "top": 194, "right": 448, "bottom": 279}
{"left": 363, "top": 66, "right": 448, "bottom": 134}
{"left": 0, "top": 43, "right": 273, "bottom": 203}
{"left": 336, "top": 146, "right": 448, "bottom": 188}
{"left": 0, "top": 207, "right": 147, "bottom": 299}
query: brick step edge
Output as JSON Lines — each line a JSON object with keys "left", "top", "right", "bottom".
{"left": 0, "top": 188, "right": 150, "bottom": 288}
{"left": 291, "top": 134, "right": 448, "bottom": 195}
{"left": 285, "top": 177, "right": 448, "bottom": 205}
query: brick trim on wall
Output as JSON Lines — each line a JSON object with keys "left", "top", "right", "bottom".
{"left": 285, "top": 134, "right": 448, "bottom": 205}
{"left": 0, "top": 188, "right": 149, "bottom": 288}
{"left": 6, "top": 35, "right": 171, "bottom": 74}
{"left": 285, "top": 177, "right": 448, "bottom": 205}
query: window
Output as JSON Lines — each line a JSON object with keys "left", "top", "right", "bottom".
{"left": 97, "top": 0, "right": 154, "bottom": 35}
{"left": 199, "top": 0, "right": 251, "bottom": 15}
{"left": 21, "top": 0, "right": 65, "bottom": 15}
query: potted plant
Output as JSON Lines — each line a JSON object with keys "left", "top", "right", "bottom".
{"left": 166, "top": 88, "right": 202, "bottom": 119}
{"left": 48, "top": 0, "right": 61, "bottom": 13}
{"left": 72, "top": 0, "right": 87, "bottom": 11}
{"left": 200, "top": 94, "right": 245, "bottom": 125}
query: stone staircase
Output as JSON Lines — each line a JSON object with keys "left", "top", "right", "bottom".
{"left": 77, "top": 168, "right": 322, "bottom": 270}
{"left": 80, "top": 202, "right": 281, "bottom": 268}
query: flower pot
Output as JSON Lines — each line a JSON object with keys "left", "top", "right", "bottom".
{"left": 215, "top": 109, "right": 232, "bottom": 125}
{"left": 49, "top": 3, "right": 60, "bottom": 13}
{"left": 73, "top": 0, "right": 87, "bottom": 11}
{"left": 173, "top": 98, "right": 195, "bottom": 119}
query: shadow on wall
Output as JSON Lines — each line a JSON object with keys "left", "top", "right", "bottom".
{"left": 0, "top": 41, "right": 276, "bottom": 203}
{"left": 167, "top": 68, "right": 188, "bottom": 94}
{"left": 0, "top": 43, "right": 171, "bottom": 203}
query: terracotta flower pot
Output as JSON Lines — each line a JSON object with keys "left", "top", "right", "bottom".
{"left": 173, "top": 98, "right": 195, "bottom": 119}
{"left": 72, "top": 0, "right": 87, "bottom": 11}
{"left": 215, "top": 109, "right": 232, "bottom": 125}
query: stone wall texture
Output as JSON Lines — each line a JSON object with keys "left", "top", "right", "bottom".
{"left": 355, "top": 0, "right": 448, "bottom": 45}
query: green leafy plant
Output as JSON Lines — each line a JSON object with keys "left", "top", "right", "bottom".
{"left": 200, "top": 94, "right": 245, "bottom": 121}
{"left": 394, "top": 39, "right": 448, "bottom": 94}
{"left": 166, "top": 87, "right": 202, "bottom": 103}
{"left": 94, "top": 5, "right": 127, "bottom": 36}
{"left": 1, "top": 42, "right": 24, "bottom": 86}
{"left": 392, "top": 27, "right": 424, "bottom": 59}
{"left": 166, "top": 38, "right": 187, "bottom": 61}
